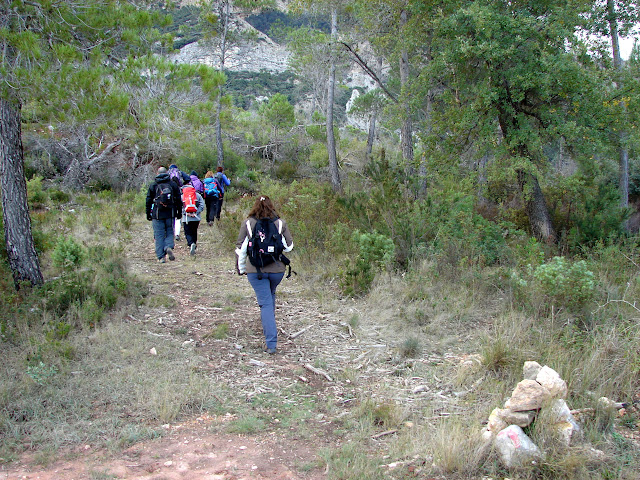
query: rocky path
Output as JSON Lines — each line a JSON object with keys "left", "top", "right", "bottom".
{"left": 2, "top": 216, "right": 476, "bottom": 480}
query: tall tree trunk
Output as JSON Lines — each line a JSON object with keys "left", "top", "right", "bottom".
{"left": 399, "top": 9, "right": 414, "bottom": 174}
{"left": 0, "top": 99, "right": 44, "bottom": 288}
{"left": 326, "top": 7, "right": 341, "bottom": 192}
{"left": 608, "top": 0, "right": 629, "bottom": 228}
{"left": 517, "top": 169, "right": 557, "bottom": 244}
{"left": 366, "top": 111, "right": 377, "bottom": 160}
{"left": 366, "top": 56, "right": 382, "bottom": 161}
{"left": 215, "top": 0, "right": 230, "bottom": 168}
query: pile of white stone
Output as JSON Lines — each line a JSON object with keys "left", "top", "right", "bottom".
{"left": 481, "top": 361, "right": 581, "bottom": 468}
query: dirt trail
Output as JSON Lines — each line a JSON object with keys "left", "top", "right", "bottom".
{"left": 2, "top": 216, "right": 474, "bottom": 480}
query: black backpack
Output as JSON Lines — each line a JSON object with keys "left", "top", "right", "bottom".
{"left": 153, "top": 182, "right": 173, "bottom": 216}
{"left": 247, "top": 218, "right": 293, "bottom": 279}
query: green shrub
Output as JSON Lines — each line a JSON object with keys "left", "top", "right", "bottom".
{"left": 27, "top": 176, "right": 48, "bottom": 208}
{"left": 51, "top": 236, "right": 85, "bottom": 271}
{"left": 340, "top": 230, "right": 395, "bottom": 296}
{"left": 533, "top": 257, "right": 596, "bottom": 312}
{"left": 48, "top": 189, "right": 70, "bottom": 204}
{"left": 512, "top": 256, "right": 597, "bottom": 315}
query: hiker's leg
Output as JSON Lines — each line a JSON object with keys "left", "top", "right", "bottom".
{"left": 191, "top": 221, "right": 200, "bottom": 244}
{"left": 247, "top": 273, "right": 278, "bottom": 349}
{"left": 268, "top": 272, "right": 284, "bottom": 318}
{"left": 216, "top": 195, "right": 224, "bottom": 220}
{"left": 205, "top": 196, "right": 214, "bottom": 223}
{"left": 184, "top": 221, "right": 197, "bottom": 246}
{"left": 152, "top": 219, "right": 165, "bottom": 259}
{"left": 163, "top": 218, "right": 175, "bottom": 251}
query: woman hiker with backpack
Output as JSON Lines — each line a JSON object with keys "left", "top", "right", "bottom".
{"left": 235, "top": 196, "right": 293, "bottom": 354}
{"left": 203, "top": 170, "right": 218, "bottom": 226}
{"left": 181, "top": 179, "right": 205, "bottom": 256}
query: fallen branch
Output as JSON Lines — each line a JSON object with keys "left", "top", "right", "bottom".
{"left": 290, "top": 325, "right": 313, "bottom": 339}
{"left": 304, "top": 363, "right": 333, "bottom": 382}
{"left": 372, "top": 429, "right": 398, "bottom": 439}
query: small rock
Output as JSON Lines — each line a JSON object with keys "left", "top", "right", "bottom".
{"left": 495, "top": 425, "right": 542, "bottom": 468}
{"left": 487, "top": 408, "right": 508, "bottom": 433}
{"left": 535, "top": 366, "right": 567, "bottom": 398}
{"left": 522, "top": 361, "right": 543, "bottom": 380}
{"left": 505, "top": 379, "right": 551, "bottom": 411}
{"left": 498, "top": 408, "right": 536, "bottom": 428}
{"left": 149, "top": 347, "right": 157, "bottom": 356}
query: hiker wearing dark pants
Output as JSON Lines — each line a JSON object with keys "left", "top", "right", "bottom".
{"left": 181, "top": 179, "right": 205, "bottom": 256}
{"left": 146, "top": 167, "right": 182, "bottom": 263}
{"left": 212, "top": 166, "right": 231, "bottom": 222}
{"left": 203, "top": 170, "right": 216, "bottom": 225}
{"left": 235, "top": 195, "right": 293, "bottom": 354}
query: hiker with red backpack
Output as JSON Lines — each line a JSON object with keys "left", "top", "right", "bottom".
{"left": 145, "top": 166, "right": 182, "bottom": 263}
{"left": 168, "top": 163, "right": 190, "bottom": 241}
{"left": 235, "top": 195, "right": 294, "bottom": 354}
{"left": 181, "top": 179, "right": 205, "bottom": 256}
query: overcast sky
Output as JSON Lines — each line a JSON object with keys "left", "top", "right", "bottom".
{"left": 620, "top": 35, "right": 637, "bottom": 59}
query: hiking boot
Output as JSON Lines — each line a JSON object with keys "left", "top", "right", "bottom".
{"left": 263, "top": 347, "right": 277, "bottom": 355}
{"left": 207, "top": 221, "right": 213, "bottom": 227}
{"left": 190, "top": 243, "right": 197, "bottom": 256}
{"left": 165, "top": 247, "right": 175, "bottom": 261}
{"left": 158, "top": 257, "right": 166, "bottom": 263}
{"left": 175, "top": 235, "right": 180, "bottom": 242}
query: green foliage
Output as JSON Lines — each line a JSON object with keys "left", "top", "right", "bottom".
{"left": 340, "top": 230, "right": 394, "bottom": 296}
{"left": 259, "top": 93, "right": 295, "bottom": 136}
{"left": 513, "top": 256, "right": 597, "bottom": 314}
{"left": 51, "top": 236, "right": 85, "bottom": 271}
{"left": 27, "top": 176, "right": 48, "bottom": 208}
{"left": 226, "top": 70, "right": 298, "bottom": 109}
{"left": 25, "top": 361, "right": 58, "bottom": 386}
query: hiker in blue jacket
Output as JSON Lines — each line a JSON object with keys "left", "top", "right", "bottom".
{"left": 212, "top": 166, "right": 231, "bottom": 224}
{"left": 146, "top": 167, "right": 182, "bottom": 263}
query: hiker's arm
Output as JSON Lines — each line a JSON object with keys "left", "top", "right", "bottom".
{"left": 235, "top": 222, "right": 249, "bottom": 274}
{"left": 145, "top": 185, "right": 153, "bottom": 219}
{"left": 196, "top": 194, "right": 205, "bottom": 215}
{"left": 281, "top": 220, "right": 294, "bottom": 253}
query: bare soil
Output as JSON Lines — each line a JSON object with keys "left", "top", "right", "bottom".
{"left": 1, "top": 216, "right": 476, "bottom": 480}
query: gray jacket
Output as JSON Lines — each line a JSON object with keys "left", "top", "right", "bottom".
{"left": 182, "top": 192, "right": 205, "bottom": 223}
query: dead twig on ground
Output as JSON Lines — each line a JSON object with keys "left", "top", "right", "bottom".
{"left": 304, "top": 363, "right": 333, "bottom": 382}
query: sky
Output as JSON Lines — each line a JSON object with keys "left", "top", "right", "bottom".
{"left": 620, "top": 35, "right": 637, "bottom": 59}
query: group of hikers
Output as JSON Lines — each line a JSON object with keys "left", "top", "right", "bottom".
{"left": 145, "top": 164, "right": 294, "bottom": 355}
{"left": 145, "top": 164, "right": 230, "bottom": 261}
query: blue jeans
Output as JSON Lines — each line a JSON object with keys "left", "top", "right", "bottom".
{"left": 247, "top": 272, "right": 284, "bottom": 349}
{"left": 152, "top": 218, "right": 175, "bottom": 259}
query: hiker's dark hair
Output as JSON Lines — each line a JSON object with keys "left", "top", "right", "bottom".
{"left": 216, "top": 166, "right": 224, "bottom": 172}
{"left": 248, "top": 195, "right": 277, "bottom": 220}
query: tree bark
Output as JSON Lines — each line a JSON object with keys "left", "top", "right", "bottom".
{"left": 215, "top": 0, "right": 230, "bottom": 168}
{"left": 0, "top": 98, "right": 44, "bottom": 288}
{"left": 608, "top": 0, "right": 629, "bottom": 228}
{"left": 326, "top": 7, "right": 341, "bottom": 192}
{"left": 399, "top": 9, "right": 414, "bottom": 174}
{"left": 517, "top": 169, "right": 557, "bottom": 244}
